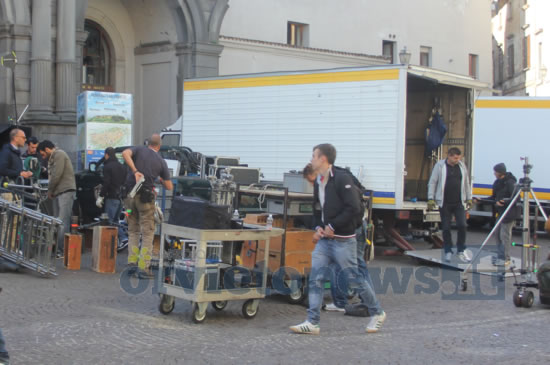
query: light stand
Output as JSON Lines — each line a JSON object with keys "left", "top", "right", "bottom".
{"left": 459, "top": 157, "right": 548, "bottom": 307}
{"left": 1, "top": 51, "right": 18, "bottom": 124}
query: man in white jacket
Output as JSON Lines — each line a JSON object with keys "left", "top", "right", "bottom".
{"left": 427, "top": 147, "right": 473, "bottom": 263}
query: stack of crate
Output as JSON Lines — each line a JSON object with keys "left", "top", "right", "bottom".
{"left": 240, "top": 214, "right": 314, "bottom": 275}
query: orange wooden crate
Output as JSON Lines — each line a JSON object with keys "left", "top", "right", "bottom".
{"left": 257, "top": 248, "right": 311, "bottom": 275}
{"left": 64, "top": 234, "right": 82, "bottom": 270}
{"left": 92, "top": 226, "right": 117, "bottom": 273}
{"left": 257, "top": 229, "right": 315, "bottom": 252}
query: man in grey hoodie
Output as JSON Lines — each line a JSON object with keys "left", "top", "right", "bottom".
{"left": 427, "top": 147, "right": 473, "bottom": 263}
{"left": 38, "top": 140, "right": 76, "bottom": 258}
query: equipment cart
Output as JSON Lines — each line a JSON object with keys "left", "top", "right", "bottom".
{"left": 156, "top": 222, "right": 283, "bottom": 323}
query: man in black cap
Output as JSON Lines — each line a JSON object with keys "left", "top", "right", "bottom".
{"left": 488, "top": 163, "right": 518, "bottom": 266}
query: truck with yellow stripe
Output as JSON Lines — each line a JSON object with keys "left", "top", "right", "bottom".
{"left": 163, "top": 65, "right": 488, "bottom": 247}
{"left": 470, "top": 96, "right": 550, "bottom": 228}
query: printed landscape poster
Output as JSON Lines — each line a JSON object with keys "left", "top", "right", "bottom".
{"left": 76, "top": 91, "right": 133, "bottom": 170}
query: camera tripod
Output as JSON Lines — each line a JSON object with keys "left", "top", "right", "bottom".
{"left": 460, "top": 157, "right": 548, "bottom": 307}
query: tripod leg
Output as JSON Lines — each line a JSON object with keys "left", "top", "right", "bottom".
{"left": 460, "top": 190, "right": 522, "bottom": 282}
{"left": 529, "top": 188, "right": 548, "bottom": 221}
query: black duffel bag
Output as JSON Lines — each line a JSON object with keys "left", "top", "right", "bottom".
{"left": 168, "top": 196, "right": 231, "bottom": 229}
{"left": 538, "top": 260, "right": 550, "bottom": 305}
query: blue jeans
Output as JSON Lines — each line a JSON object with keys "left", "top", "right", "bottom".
{"left": 53, "top": 191, "right": 75, "bottom": 254}
{"left": 104, "top": 198, "right": 126, "bottom": 243}
{"left": 307, "top": 237, "right": 382, "bottom": 325}
{"left": 0, "top": 328, "right": 9, "bottom": 362}
{"left": 330, "top": 227, "right": 375, "bottom": 308}
{"left": 440, "top": 203, "right": 467, "bottom": 254}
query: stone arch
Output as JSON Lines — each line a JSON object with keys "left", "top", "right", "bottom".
{"left": 82, "top": 5, "right": 134, "bottom": 92}
{"left": 207, "top": 0, "right": 229, "bottom": 43}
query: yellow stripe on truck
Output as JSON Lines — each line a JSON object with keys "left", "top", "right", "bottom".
{"left": 373, "top": 197, "right": 396, "bottom": 205}
{"left": 474, "top": 187, "right": 550, "bottom": 200}
{"left": 475, "top": 99, "right": 550, "bottom": 109}
{"left": 184, "top": 69, "right": 400, "bottom": 91}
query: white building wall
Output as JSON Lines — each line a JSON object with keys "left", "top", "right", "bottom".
{"left": 524, "top": 0, "right": 550, "bottom": 96}
{"left": 220, "top": 0, "right": 492, "bottom": 83}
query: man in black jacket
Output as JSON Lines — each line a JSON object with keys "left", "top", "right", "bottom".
{"left": 290, "top": 144, "right": 386, "bottom": 335}
{"left": 97, "top": 147, "right": 128, "bottom": 250}
{"left": 0, "top": 128, "right": 32, "bottom": 184}
{"left": 489, "top": 163, "right": 518, "bottom": 266}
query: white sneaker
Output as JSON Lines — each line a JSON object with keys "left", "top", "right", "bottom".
{"left": 366, "top": 311, "right": 386, "bottom": 333}
{"left": 444, "top": 252, "right": 452, "bottom": 263}
{"left": 457, "top": 250, "right": 471, "bottom": 263}
{"left": 290, "top": 320, "right": 320, "bottom": 335}
{"left": 322, "top": 303, "right": 345, "bottom": 312}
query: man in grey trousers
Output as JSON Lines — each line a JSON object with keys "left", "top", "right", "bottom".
{"left": 38, "top": 140, "right": 76, "bottom": 258}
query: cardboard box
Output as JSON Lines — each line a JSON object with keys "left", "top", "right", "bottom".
{"left": 64, "top": 234, "right": 82, "bottom": 270}
{"left": 92, "top": 226, "right": 117, "bottom": 273}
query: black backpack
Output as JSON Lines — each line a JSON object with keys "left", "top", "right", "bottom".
{"left": 333, "top": 166, "right": 367, "bottom": 229}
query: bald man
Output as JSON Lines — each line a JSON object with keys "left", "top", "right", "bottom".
{"left": 122, "top": 134, "right": 173, "bottom": 278}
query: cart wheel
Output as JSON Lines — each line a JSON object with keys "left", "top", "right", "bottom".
{"left": 191, "top": 302, "right": 207, "bottom": 323}
{"left": 211, "top": 301, "right": 228, "bottom": 311}
{"left": 460, "top": 279, "right": 467, "bottom": 292}
{"left": 522, "top": 291, "right": 535, "bottom": 308}
{"left": 513, "top": 290, "right": 522, "bottom": 307}
{"left": 158, "top": 294, "right": 175, "bottom": 315}
{"left": 242, "top": 299, "right": 259, "bottom": 319}
{"left": 287, "top": 286, "right": 307, "bottom": 305}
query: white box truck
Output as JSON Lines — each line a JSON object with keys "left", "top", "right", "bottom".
{"left": 470, "top": 97, "right": 550, "bottom": 228}
{"left": 162, "top": 65, "right": 489, "bottom": 248}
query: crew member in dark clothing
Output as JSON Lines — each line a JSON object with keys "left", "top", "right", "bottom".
{"left": 122, "top": 134, "right": 172, "bottom": 278}
{"left": 487, "top": 163, "right": 518, "bottom": 266}
{"left": 96, "top": 147, "right": 128, "bottom": 250}
{"left": 0, "top": 128, "right": 32, "bottom": 184}
{"left": 428, "top": 147, "right": 473, "bottom": 263}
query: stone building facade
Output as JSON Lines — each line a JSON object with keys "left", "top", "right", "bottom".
{"left": 0, "top": 0, "right": 229, "bottom": 152}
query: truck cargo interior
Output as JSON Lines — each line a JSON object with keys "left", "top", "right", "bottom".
{"left": 403, "top": 75, "right": 472, "bottom": 203}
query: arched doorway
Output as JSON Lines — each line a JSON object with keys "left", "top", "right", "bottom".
{"left": 82, "top": 20, "right": 115, "bottom": 91}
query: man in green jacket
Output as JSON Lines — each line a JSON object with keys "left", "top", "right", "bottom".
{"left": 38, "top": 140, "right": 76, "bottom": 258}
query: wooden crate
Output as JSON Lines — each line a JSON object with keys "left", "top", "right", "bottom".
{"left": 257, "top": 248, "right": 311, "bottom": 275}
{"left": 92, "top": 226, "right": 117, "bottom": 273}
{"left": 243, "top": 214, "right": 293, "bottom": 229}
{"left": 239, "top": 240, "right": 258, "bottom": 269}
{"left": 257, "top": 229, "right": 315, "bottom": 253}
{"left": 63, "top": 234, "right": 82, "bottom": 270}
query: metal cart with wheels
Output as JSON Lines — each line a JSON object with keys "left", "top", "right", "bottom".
{"left": 156, "top": 222, "right": 283, "bottom": 323}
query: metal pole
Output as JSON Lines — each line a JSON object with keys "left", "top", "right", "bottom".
{"left": 12, "top": 68, "right": 18, "bottom": 123}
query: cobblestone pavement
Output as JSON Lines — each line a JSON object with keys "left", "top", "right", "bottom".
{"left": 1, "top": 230, "right": 549, "bottom": 365}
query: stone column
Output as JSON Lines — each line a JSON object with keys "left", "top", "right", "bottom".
{"left": 192, "top": 42, "right": 224, "bottom": 78}
{"left": 56, "top": 0, "right": 77, "bottom": 121}
{"left": 29, "top": 0, "right": 54, "bottom": 117}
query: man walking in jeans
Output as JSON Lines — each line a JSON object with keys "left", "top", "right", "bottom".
{"left": 38, "top": 140, "right": 76, "bottom": 259}
{"left": 290, "top": 144, "right": 386, "bottom": 335}
{"left": 427, "top": 147, "right": 473, "bottom": 263}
